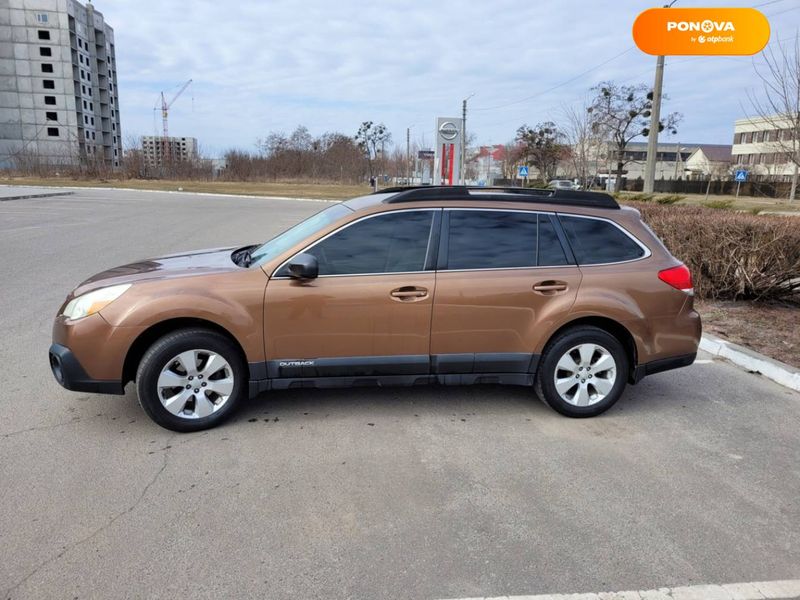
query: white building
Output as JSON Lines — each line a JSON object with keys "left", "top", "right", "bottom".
{"left": 0, "top": 0, "right": 122, "bottom": 168}
{"left": 731, "top": 115, "right": 798, "bottom": 182}
{"left": 683, "top": 145, "right": 733, "bottom": 180}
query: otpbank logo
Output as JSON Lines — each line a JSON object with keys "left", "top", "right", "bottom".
{"left": 633, "top": 8, "right": 770, "bottom": 55}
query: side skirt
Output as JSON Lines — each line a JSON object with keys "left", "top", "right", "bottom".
{"left": 250, "top": 372, "right": 535, "bottom": 397}
{"left": 248, "top": 352, "right": 540, "bottom": 398}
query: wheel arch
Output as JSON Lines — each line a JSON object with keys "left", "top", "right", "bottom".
{"left": 541, "top": 316, "right": 639, "bottom": 382}
{"left": 122, "top": 317, "right": 249, "bottom": 386}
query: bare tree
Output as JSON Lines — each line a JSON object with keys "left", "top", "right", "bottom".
{"left": 563, "top": 100, "right": 601, "bottom": 188}
{"left": 588, "top": 81, "right": 681, "bottom": 192}
{"left": 748, "top": 33, "right": 800, "bottom": 202}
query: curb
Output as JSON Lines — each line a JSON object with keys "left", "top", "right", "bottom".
{"left": 0, "top": 184, "right": 339, "bottom": 203}
{"left": 700, "top": 333, "right": 800, "bottom": 392}
{"left": 0, "top": 190, "right": 75, "bottom": 201}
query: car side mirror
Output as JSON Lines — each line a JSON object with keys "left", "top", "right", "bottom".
{"left": 287, "top": 253, "right": 319, "bottom": 280}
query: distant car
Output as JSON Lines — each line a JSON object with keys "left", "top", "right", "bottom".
{"left": 549, "top": 179, "right": 580, "bottom": 191}
{"left": 50, "top": 185, "right": 700, "bottom": 431}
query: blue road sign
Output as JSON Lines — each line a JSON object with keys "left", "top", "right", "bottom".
{"left": 734, "top": 169, "right": 748, "bottom": 182}
{"left": 518, "top": 165, "right": 529, "bottom": 177}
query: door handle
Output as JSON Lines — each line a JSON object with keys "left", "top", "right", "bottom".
{"left": 533, "top": 281, "right": 568, "bottom": 293}
{"left": 390, "top": 286, "right": 428, "bottom": 301}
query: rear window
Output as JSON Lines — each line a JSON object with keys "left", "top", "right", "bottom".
{"left": 444, "top": 210, "right": 568, "bottom": 270}
{"left": 446, "top": 211, "right": 537, "bottom": 270}
{"left": 559, "top": 215, "right": 645, "bottom": 265}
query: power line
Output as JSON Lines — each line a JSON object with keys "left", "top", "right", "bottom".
{"left": 472, "top": 47, "right": 635, "bottom": 112}
{"left": 765, "top": 5, "right": 800, "bottom": 17}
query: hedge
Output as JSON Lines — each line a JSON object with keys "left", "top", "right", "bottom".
{"left": 629, "top": 203, "right": 800, "bottom": 302}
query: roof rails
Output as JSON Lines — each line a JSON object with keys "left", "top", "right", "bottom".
{"left": 377, "top": 186, "right": 619, "bottom": 209}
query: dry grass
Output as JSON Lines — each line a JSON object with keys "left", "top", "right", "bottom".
{"left": 697, "top": 300, "right": 800, "bottom": 368}
{"left": 0, "top": 176, "right": 370, "bottom": 201}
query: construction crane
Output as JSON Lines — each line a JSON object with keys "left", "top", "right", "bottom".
{"left": 159, "top": 79, "right": 192, "bottom": 140}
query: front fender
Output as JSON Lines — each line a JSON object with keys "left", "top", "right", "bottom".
{"left": 99, "top": 269, "right": 268, "bottom": 363}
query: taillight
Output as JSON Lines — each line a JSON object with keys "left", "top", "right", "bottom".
{"left": 658, "top": 264, "right": 693, "bottom": 294}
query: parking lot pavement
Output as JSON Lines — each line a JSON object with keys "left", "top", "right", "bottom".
{"left": 1, "top": 188, "right": 798, "bottom": 600}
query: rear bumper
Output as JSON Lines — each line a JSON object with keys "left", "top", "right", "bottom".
{"left": 630, "top": 352, "right": 696, "bottom": 384}
{"left": 48, "top": 343, "right": 125, "bottom": 395}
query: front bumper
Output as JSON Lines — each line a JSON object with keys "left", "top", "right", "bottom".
{"left": 49, "top": 343, "right": 125, "bottom": 395}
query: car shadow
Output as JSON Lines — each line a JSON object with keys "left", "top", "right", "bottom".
{"left": 80, "top": 373, "right": 691, "bottom": 435}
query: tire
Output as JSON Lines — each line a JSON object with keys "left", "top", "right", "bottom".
{"left": 535, "top": 325, "right": 629, "bottom": 418}
{"left": 136, "top": 328, "right": 247, "bottom": 432}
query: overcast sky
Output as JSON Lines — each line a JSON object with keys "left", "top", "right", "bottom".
{"left": 100, "top": 0, "right": 800, "bottom": 156}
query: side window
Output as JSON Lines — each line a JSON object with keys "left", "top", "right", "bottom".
{"left": 446, "top": 210, "right": 538, "bottom": 270}
{"left": 298, "top": 211, "right": 433, "bottom": 276}
{"left": 560, "top": 215, "right": 645, "bottom": 265}
{"left": 537, "top": 216, "right": 569, "bottom": 266}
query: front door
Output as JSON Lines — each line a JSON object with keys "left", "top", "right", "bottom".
{"left": 264, "top": 209, "right": 439, "bottom": 380}
{"left": 430, "top": 209, "right": 581, "bottom": 375}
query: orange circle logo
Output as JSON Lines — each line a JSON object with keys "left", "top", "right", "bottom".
{"left": 633, "top": 7, "right": 770, "bottom": 55}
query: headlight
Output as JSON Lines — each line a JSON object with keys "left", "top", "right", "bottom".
{"left": 62, "top": 284, "right": 132, "bottom": 320}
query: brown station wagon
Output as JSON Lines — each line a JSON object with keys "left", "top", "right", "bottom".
{"left": 50, "top": 186, "right": 701, "bottom": 431}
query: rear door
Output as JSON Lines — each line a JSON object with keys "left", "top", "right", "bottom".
{"left": 430, "top": 209, "right": 581, "bottom": 376}
{"left": 264, "top": 209, "right": 440, "bottom": 380}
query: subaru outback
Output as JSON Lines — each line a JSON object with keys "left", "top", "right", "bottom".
{"left": 49, "top": 186, "right": 701, "bottom": 431}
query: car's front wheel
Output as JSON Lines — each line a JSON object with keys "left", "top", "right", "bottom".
{"left": 136, "top": 328, "right": 247, "bottom": 432}
{"left": 535, "top": 326, "right": 628, "bottom": 417}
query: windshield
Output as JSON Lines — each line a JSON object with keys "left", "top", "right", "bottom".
{"left": 249, "top": 203, "right": 353, "bottom": 266}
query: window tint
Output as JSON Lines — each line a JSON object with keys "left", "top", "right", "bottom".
{"left": 445, "top": 211, "right": 540, "bottom": 270}
{"left": 560, "top": 215, "right": 645, "bottom": 264}
{"left": 306, "top": 211, "right": 433, "bottom": 276}
{"left": 538, "top": 216, "right": 569, "bottom": 266}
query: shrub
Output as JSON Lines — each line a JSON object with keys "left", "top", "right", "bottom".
{"left": 706, "top": 199, "right": 734, "bottom": 210}
{"left": 620, "top": 192, "right": 655, "bottom": 202}
{"left": 655, "top": 194, "right": 684, "bottom": 205}
{"left": 630, "top": 202, "right": 800, "bottom": 302}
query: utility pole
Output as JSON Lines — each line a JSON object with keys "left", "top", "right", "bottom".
{"left": 462, "top": 93, "right": 474, "bottom": 185}
{"left": 406, "top": 127, "right": 411, "bottom": 185}
{"left": 643, "top": 54, "right": 665, "bottom": 194}
{"left": 643, "top": 1, "right": 676, "bottom": 194}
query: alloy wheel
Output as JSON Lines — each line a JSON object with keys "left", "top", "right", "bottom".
{"left": 156, "top": 349, "right": 234, "bottom": 419}
{"left": 553, "top": 343, "right": 617, "bottom": 407}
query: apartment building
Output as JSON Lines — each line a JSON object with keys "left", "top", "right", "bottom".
{"left": 141, "top": 136, "right": 198, "bottom": 169}
{"left": 0, "top": 0, "right": 121, "bottom": 168}
{"left": 731, "top": 115, "right": 797, "bottom": 181}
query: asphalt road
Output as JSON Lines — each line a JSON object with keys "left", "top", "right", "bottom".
{"left": 1, "top": 187, "right": 798, "bottom": 600}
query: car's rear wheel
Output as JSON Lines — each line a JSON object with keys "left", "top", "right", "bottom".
{"left": 535, "top": 326, "right": 628, "bottom": 417}
{"left": 136, "top": 329, "right": 246, "bottom": 432}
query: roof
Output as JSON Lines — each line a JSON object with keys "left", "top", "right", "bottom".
{"left": 694, "top": 144, "right": 733, "bottom": 162}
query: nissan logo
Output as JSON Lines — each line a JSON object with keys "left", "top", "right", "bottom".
{"left": 439, "top": 121, "right": 459, "bottom": 141}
